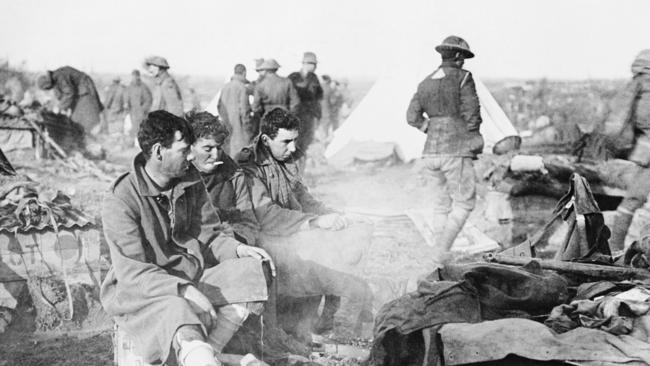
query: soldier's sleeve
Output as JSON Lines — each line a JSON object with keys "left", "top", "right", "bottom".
{"left": 459, "top": 71, "right": 482, "bottom": 132}
{"left": 241, "top": 163, "right": 316, "bottom": 235}
{"left": 57, "top": 75, "right": 76, "bottom": 111}
{"left": 288, "top": 81, "right": 300, "bottom": 113}
{"left": 294, "top": 180, "right": 335, "bottom": 215}
{"left": 406, "top": 84, "right": 426, "bottom": 130}
{"left": 142, "top": 84, "right": 153, "bottom": 111}
{"left": 252, "top": 85, "right": 263, "bottom": 115}
{"left": 313, "top": 76, "right": 324, "bottom": 101}
{"left": 165, "top": 80, "right": 184, "bottom": 116}
{"left": 230, "top": 171, "right": 260, "bottom": 245}
{"left": 239, "top": 85, "right": 252, "bottom": 127}
{"left": 190, "top": 184, "right": 240, "bottom": 263}
{"left": 102, "top": 184, "right": 192, "bottom": 299}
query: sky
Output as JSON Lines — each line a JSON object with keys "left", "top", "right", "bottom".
{"left": 1, "top": 0, "right": 649, "bottom": 80}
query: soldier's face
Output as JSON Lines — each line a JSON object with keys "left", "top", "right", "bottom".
{"left": 191, "top": 136, "right": 224, "bottom": 174}
{"left": 263, "top": 128, "right": 299, "bottom": 161}
{"left": 147, "top": 64, "right": 161, "bottom": 76}
{"left": 160, "top": 131, "right": 193, "bottom": 178}
{"left": 303, "top": 62, "right": 316, "bottom": 73}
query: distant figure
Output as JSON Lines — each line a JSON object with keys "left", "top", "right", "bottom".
{"left": 335, "top": 78, "right": 353, "bottom": 126}
{"left": 288, "top": 52, "right": 323, "bottom": 153}
{"left": 36, "top": 66, "right": 104, "bottom": 133}
{"left": 252, "top": 59, "right": 299, "bottom": 126}
{"left": 104, "top": 76, "right": 126, "bottom": 124}
{"left": 143, "top": 55, "right": 184, "bottom": 117}
{"left": 406, "top": 36, "right": 483, "bottom": 265}
{"left": 124, "top": 70, "right": 152, "bottom": 143}
{"left": 319, "top": 75, "right": 333, "bottom": 138}
{"left": 607, "top": 49, "right": 650, "bottom": 251}
{"left": 188, "top": 88, "right": 202, "bottom": 113}
{"left": 218, "top": 64, "right": 254, "bottom": 157}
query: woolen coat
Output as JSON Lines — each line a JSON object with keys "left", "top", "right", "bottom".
{"left": 100, "top": 154, "right": 268, "bottom": 364}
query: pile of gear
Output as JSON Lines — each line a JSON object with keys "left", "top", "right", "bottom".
{"left": 369, "top": 173, "right": 650, "bottom": 365}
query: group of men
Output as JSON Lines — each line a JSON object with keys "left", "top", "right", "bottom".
{"left": 217, "top": 52, "right": 350, "bottom": 161}
{"left": 101, "top": 104, "right": 372, "bottom": 365}
{"left": 35, "top": 55, "right": 184, "bottom": 139}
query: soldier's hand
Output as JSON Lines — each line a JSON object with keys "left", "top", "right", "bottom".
{"left": 236, "top": 245, "right": 276, "bottom": 277}
{"left": 180, "top": 285, "right": 217, "bottom": 330}
{"left": 314, "top": 213, "right": 348, "bottom": 231}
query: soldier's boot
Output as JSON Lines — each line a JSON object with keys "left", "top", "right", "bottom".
{"left": 610, "top": 209, "right": 635, "bottom": 252}
{"left": 434, "top": 208, "right": 471, "bottom": 264}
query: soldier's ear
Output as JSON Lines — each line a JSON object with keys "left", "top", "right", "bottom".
{"left": 261, "top": 134, "right": 270, "bottom": 146}
{"left": 152, "top": 143, "right": 163, "bottom": 160}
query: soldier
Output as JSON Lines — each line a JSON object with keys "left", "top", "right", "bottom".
{"left": 607, "top": 49, "right": 650, "bottom": 251}
{"left": 218, "top": 64, "right": 254, "bottom": 157}
{"left": 252, "top": 59, "right": 299, "bottom": 125}
{"left": 406, "top": 35, "right": 483, "bottom": 265}
{"left": 144, "top": 55, "right": 184, "bottom": 117}
{"left": 288, "top": 52, "right": 323, "bottom": 153}
{"left": 237, "top": 108, "right": 373, "bottom": 341}
{"left": 104, "top": 76, "right": 126, "bottom": 129}
{"left": 36, "top": 66, "right": 104, "bottom": 133}
{"left": 100, "top": 110, "right": 273, "bottom": 366}
{"left": 124, "top": 70, "right": 152, "bottom": 144}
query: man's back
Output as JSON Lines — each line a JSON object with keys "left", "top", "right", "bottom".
{"left": 253, "top": 73, "right": 298, "bottom": 115}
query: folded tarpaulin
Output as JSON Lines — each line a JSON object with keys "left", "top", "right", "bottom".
{"left": 439, "top": 318, "right": 650, "bottom": 366}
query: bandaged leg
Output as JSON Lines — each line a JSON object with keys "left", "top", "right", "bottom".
{"left": 173, "top": 325, "right": 220, "bottom": 366}
{"left": 206, "top": 304, "right": 251, "bottom": 354}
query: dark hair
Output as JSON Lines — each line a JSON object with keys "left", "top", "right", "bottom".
{"left": 234, "top": 64, "right": 246, "bottom": 75}
{"left": 322, "top": 74, "right": 332, "bottom": 82}
{"left": 260, "top": 108, "right": 300, "bottom": 139}
{"left": 186, "top": 111, "right": 230, "bottom": 143}
{"left": 138, "top": 110, "right": 194, "bottom": 160}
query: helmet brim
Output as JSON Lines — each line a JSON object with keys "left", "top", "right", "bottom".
{"left": 435, "top": 44, "right": 475, "bottom": 59}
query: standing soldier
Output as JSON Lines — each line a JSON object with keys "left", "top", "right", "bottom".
{"left": 218, "top": 64, "right": 253, "bottom": 157}
{"left": 406, "top": 36, "right": 483, "bottom": 265}
{"left": 252, "top": 59, "right": 298, "bottom": 127}
{"left": 124, "top": 70, "right": 152, "bottom": 144}
{"left": 144, "top": 55, "right": 184, "bottom": 117}
{"left": 104, "top": 76, "right": 126, "bottom": 126}
{"left": 288, "top": 52, "right": 323, "bottom": 154}
{"left": 606, "top": 49, "right": 650, "bottom": 252}
{"left": 36, "top": 66, "right": 104, "bottom": 133}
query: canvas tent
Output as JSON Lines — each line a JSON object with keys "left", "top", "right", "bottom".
{"left": 324, "top": 55, "right": 519, "bottom": 166}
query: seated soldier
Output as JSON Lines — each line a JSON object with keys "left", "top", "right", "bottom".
{"left": 100, "top": 110, "right": 274, "bottom": 366}
{"left": 236, "top": 108, "right": 373, "bottom": 340}
{"left": 186, "top": 111, "right": 259, "bottom": 246}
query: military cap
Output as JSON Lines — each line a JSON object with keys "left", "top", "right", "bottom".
{"left": 302, "top": 52, "right": 318, "bottom": 64}
{"left": 435, "top": 35, "right": 475, "bottom": 59}
{"left": 254, "top": 58, "right": 265, "bottom": 71}
{"left": 143, "top": 55, "right": 170, "bottom": 69}
{"left": 258, "top": 58, "right": 281, "bottom": 70}
{"left": 36, "top": 72, "right": 53, "bottom": 90}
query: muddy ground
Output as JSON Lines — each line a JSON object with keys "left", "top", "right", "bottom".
{"left": 0, "top": 131, "right": 556, "bottom": 365}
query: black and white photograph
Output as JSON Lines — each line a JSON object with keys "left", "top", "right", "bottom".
{"left": 2, "top": 0, "right": 650, "bottom": 365}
